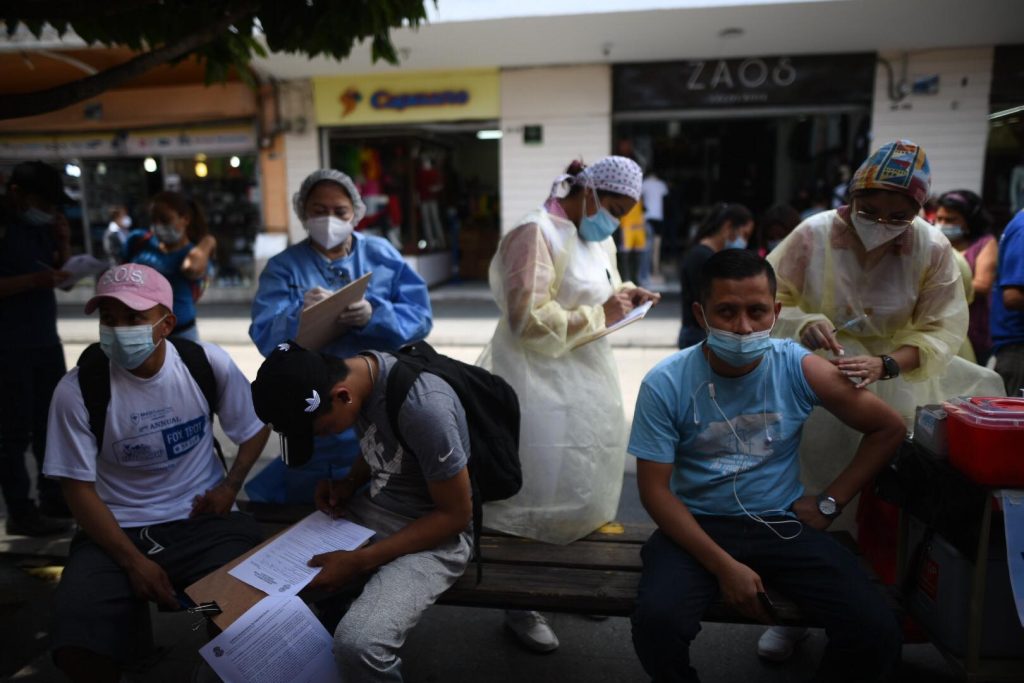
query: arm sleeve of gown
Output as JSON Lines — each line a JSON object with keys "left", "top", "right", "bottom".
{"left": 766, "top": 225, "right": 832, "bottom": 341}
{"left": 891, "top": 239, "right": 969, "bottom": 382}
{"left": 359, "top": 249, "right": 433, "bottom": 349}
{"left": 496, "top": 222, "right": 606, "bottom": 358}
{"left": 248, "top": 257, "right": 305, "bottom": 357}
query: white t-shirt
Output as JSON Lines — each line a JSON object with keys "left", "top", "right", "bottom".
{"left": 43, "top": 341, "right": 264, "bottom": 528}
{"left": 641, "top": 176, "right": 669, "bottom": 221}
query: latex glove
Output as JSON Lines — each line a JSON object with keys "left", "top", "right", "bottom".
{"left": 337, "top": 298, "right": 372, "bottom": 328}
{"left": 303, "top": 286, "right": 333, "bottom": 309}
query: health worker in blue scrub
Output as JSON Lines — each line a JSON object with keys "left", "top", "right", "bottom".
{"left": 246, "top": 168, "right": 433, "bottom": 502}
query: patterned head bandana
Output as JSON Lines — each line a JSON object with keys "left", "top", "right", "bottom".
{"left": 849, "top": 139, "right": 931, "bottom": 207}
{"left": 550, "top": 156, "right": 643, "bottom": 201}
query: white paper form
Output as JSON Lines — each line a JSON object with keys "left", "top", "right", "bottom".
{"left": 572, "top": 300, "right": 654, "bottom": 349}
{"left": 57, "top": 254, "right": 108, "bottom": 289}
{"left": 229, "top": 511, "right": 375, "bottom": 595}
{"left": 199, "top": 595, "right": 340, "bottom": 683}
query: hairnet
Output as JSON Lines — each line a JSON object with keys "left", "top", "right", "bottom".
{"left": 292, "top": 169, "right": 367, "bottom": 223}
{"left": 550, "top": 156, "right": 643, "bottom": 201}
{"left": 849, "top": 139, "right": 931, "bottom": 207}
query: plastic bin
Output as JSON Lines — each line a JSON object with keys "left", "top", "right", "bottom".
{"left": 943, "top": 397, "right": 1024, "bottom": 486}
{"left": 906, "top": 518, "right": 1024, "bottom": 658}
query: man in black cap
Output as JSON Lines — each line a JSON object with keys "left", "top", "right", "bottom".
{"left": 251, "top": 342, "right": 472, "bottom": 682}
{"left": 0, "top": 161, "right": 74, "bottom": 535}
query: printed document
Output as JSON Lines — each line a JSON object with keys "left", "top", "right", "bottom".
{"left": 199, "top": 595, "right": 340, "bottom": 683}
{"left": 572, "top": 300, "right": 654, "bottom": 348}
{"left": 229, "top": 511, "right": 375, "bottom": 596}
{"left": 57, "top": 254, "right": 108, "bottom": 289}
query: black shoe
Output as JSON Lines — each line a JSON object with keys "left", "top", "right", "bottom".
{"left": 5, "top": 506, "right": 71, "bottom": 537}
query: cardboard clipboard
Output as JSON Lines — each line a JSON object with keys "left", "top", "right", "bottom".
{"left": 185, "top": 528, "right": 285, "bottom": 630}
{"left": 295, "top": 272, "right": 372, "bottom": 350}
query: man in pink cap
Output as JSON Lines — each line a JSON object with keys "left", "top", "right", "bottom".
{"left": 41, "top": 263, "right": 269, "bottom": 682}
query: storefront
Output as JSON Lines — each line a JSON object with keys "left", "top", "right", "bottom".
{"left": 313, "top": 69, "right": 501, "bottom": 283}
{"left": 983, "top": 44, "right": 1024, "bottom": 231}
{"left": 612, "top": 53, "right": 875, "bottom": 253}
{"left": 0, "top": 123, "right": 262, "bottom": 288}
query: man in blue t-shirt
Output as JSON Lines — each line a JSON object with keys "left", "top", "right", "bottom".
{"left": 629, "top": 250, "right": 905, "bottom": 683}
{"left": 992, "top": 210, "right": 1024, "bottom": 397}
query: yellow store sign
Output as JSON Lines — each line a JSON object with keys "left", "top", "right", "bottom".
{"left": 313, "top": 69, "right": 500, "bottom": 126}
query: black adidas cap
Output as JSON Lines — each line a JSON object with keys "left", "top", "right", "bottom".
{"left": 251, "top": 341, "right": 334, "bottom": 468}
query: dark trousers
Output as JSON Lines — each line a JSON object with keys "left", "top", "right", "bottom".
{"left": 51, "top": 512, "right": 263, "bottom": 662}
{"left": 994, "top": 342, "right": 1024, "bottom": 397}
{"left": 0, "top": 344, "right": 66, "bottom": 516}
{"left": 631, "top": 519, "right": 901, "bottom": 683}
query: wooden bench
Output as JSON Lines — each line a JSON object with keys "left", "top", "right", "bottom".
{"left": 240, "top": 502, "right": 878, "bottom": 626}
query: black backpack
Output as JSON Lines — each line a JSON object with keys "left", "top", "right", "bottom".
{"left": 384, "top": 341, "right": 522, "bottom": 581}
{"left": 77, "top": 338, "right": 226, "bottom": 470}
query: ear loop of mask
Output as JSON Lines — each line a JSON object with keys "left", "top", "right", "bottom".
{"left": 693, "top": 346, "right": 802, "bottom": 541}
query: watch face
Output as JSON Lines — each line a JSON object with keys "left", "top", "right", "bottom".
{"left": 818, "top": 497, "right": 838, "bottom": 516}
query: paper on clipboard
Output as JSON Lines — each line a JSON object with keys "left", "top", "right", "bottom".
{"left": 295, "top": 272, "right": 371, "bottom": 350}
{"left": 572, "top": 300, "right": 653, "bottom": 349}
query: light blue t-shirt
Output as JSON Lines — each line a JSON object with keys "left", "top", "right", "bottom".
{"left": 628, "top": 339, "right": 820, "bottom": 517}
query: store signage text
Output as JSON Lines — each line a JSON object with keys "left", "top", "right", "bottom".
{"left": 371, "top": 89, "right": 470, "bottom": 111}
{"left": 339, "top": 87, "right": 471, "bottom": 117}
{"left": 613, "top": 53, "right": 875, "bottom": 110}
{"left": 685, "top": 57, "right": 796, "bottom": 91}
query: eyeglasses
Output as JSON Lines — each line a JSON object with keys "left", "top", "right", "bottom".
{"left": 855, "top": 210, "right": 913, "bottom": 229}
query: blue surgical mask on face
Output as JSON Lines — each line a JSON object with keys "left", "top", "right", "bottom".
{"left": 99, "top": 316, "right": 167, "bottom": 370}
{"left": 725, "top": 237, "right": 748, "bottom": 250}
{"left": 700, "top": 306, "right": 776, "bottom": 367}
{"left": 578, "top": 187, "right": 619, "bottom": 242}
{"left": 22, "top": 207, "right": 54, "bottom": 227}
{"left": 939, "top": 224, "right": 965, "bottom": 241}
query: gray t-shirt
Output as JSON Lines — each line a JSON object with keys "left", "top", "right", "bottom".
{"left": 355, "top": 351, "right": 470, "bottom": 519}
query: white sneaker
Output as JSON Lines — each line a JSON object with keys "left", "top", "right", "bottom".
{"left": 757, "top": 625, "right": 810, "bottom": 662}
{"left": 505, "top": 610, "right": 560, "bottom": 653}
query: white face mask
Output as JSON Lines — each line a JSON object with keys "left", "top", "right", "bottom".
{"left": 850, "top": 212, "right": 907, "bottom": 251}
{"left": 305, "top": 215, "right": 353, "bottom": 250}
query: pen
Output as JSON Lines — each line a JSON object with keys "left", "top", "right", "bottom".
{"left": 606, "top": 269, "right": 612, "bottom": 286}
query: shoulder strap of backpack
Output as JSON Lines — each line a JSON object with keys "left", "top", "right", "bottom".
{"left": 167, "top": 338, "right": 227, "bottom": 473}
{"left": 76, "top": 343, "right": 112, "bottom": 450}
{"left": 384, "top": 346, "right": 487, "bottom": 583}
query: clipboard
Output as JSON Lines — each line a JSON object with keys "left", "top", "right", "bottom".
{"left": 571, "top": 300, "right": 654, "bottom": 349}
{"left": 185, "top": 528, "right": 284, "bottom": 630}
{"left": 295, "top": 272, "right": 372, "bottom": 350}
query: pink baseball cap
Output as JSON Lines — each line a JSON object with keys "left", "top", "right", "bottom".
{"left": 84, "top": 264, "right": 174, "bottom": 314}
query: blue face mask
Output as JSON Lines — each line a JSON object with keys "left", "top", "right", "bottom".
{"left": 939, "top": 224, "right": 965, "bottom": 242}
{"left": 578, "top": 187, "right": 620, "bottom": 242}
{"left": 22, "top": 207, "right": 55, "bottom": 227}
{"left": 725, "top": 237, "right": 748, "bottom": 250}
{"left": 99, "top": 316, "right": 167, "bottom": 370}
{"left": 701, "top": 308, "right": 776, "bottom": 367}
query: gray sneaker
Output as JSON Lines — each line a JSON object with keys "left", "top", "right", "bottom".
{"left": 505, "top": 610, "right": 559, "bottom": 653}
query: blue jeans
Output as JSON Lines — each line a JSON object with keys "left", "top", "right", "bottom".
{"left": 631, "top": 519, "right": 901, "bottom": 683}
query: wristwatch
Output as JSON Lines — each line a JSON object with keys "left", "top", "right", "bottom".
{"left": 879, "top": 355, "right": 900, "bottom": 380}
{"left": 816, "top": 493, "right": 841, "bottom": 519}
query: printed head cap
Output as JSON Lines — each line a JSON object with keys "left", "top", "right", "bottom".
{"left": 849, "top": 139, "right": 931, "bottom": 207}
{"left": 84, "top": 264, "right": 173, "bottom": 315}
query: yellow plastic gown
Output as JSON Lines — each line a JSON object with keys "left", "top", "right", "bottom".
{"left": 767, "top": 210, "right": 1004, "bottom": 527}
{"left": 478, "top": 208, "right": 629, "bottom": 544}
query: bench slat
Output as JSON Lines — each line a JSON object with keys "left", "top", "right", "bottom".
{"left": 478, "top": 537, "right": 642, "bottom": 571}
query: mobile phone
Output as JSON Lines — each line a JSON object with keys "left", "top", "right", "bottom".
{"left": 757, "top": 591, "right": 779, "bottom": 623}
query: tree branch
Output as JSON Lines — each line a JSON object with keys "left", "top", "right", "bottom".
{"left": 0, "top": 3, "right": 256, "bottom": 121}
